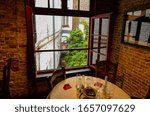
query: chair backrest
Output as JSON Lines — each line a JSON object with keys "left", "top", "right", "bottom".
{"left": 114, "top": 74, "right": 124, "bottom": 89}
{"left": 145, "top": 86, "right": 150, "bottom": 99}
{"left": 131, "top": 86, "right": 150, "bottom": 99}
{"left": 47, "top": 66, "right": 66, "bottom": 90}
{"left": 95, "top": 60, "right": 118, "bottom": 83}
{"left": 2, "top": 58, "right": 12, "bottom": 98}
{"left": 95, "top": 60, "right": 107, "bottom": 77}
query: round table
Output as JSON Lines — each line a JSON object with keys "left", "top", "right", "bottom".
{"left": 47, "top": 76, "right": 130, "bottom": 99}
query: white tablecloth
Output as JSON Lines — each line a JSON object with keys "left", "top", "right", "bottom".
{"left": 47, "top": 76, "right": 130, "bottom": 99}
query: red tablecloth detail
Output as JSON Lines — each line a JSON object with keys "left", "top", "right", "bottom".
{"left": 63, "top": 83, "right": 72, "bottom": 90}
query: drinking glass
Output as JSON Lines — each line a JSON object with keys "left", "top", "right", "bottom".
{"left": 76, "top": 74, "right": 84, "bottom": 98}
{"left": 107, "top": 84, "right": 115, "bottom": 99}
{"left": 85, "top": 76, "right": 93, "bottom": 89}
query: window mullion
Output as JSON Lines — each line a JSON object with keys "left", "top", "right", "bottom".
{"left": 78, "top": 0, "right": 80, "bottom": 10}
{"left": 48, "top": 0, "right": 50, "bottom": 8}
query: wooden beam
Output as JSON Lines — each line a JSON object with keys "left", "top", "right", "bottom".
{"left": 33, "top": 7, "right": 91, "bottom": 17}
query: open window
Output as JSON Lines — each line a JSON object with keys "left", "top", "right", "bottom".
{"left": 26, "top": 0, "right": 112, "bottom": 78}
{"left": 89, "top": 13, "right": 112, "bottom": 66}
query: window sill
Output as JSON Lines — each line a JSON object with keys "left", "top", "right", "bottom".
{"left": 36, "top": 68, "right": 91, "bottom": 78}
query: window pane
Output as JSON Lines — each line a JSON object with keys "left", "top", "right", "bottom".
{"left": 92, "top": 50, "right": 97, "bottom": 64}
{"left": 100, "top": 48, "right": 107, "bottom": 61}
{"left": 100, "top": 36, "right": 107, "bottom": 47}
{"left": 36, "top": 49, "right": 88, "bottom": 71}
{"left": 35, "top": 51, "right": 66, "bottom": 70}
{"left": 92, "top": 35, "right": 98, "bottom": 48}
{"left": 35, "top": 15, "right": 62, "bottom": 50}
{"left": 101, "top": 18, "right": 109, "bottom": 36}
{"left": 50, "top": 0, "right": 61, "bottom": 9}
{"left": 35, "top": 16, "right": 89, "bottom": 50}
{"left": 35, "top": 52, "right": 54, "bottom": 70}
{"left": 94, "top": 18, "right": 99, "bottom": 35}
{"left": 80, "top": 0, "right": 90, "bottom": 11}
{"left": 68, "top": 0, "right": 78, "bottom": 10}
{"left": 35, "top": 0, "right": 48, "bottom": 8}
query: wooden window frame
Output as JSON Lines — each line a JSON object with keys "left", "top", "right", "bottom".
{"left": 88, "top": 13, "right": 112, "bottom": 68}
{"left": 25, "top": 0, "right": 111, "bottom": 77}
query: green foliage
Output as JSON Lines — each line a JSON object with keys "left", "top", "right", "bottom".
{"left": 81, "top": 19, "right": 89, "bottom": 40}
{"left": 64, "top": 19, "right": 89, "bottom": 67}
{"left": 64, "top": 50, "right": 87, "bottom": 67}
{"left": 67, "top": 29, "right": 83, "bottom": 45}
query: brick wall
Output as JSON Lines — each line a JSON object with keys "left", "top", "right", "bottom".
{"left": 0, "top": 0, "right": 32, "bottom": 98}
{"left": 111, "top": 0, "right": 150, "bottom": 98}
{"left": 95, "top": 0, "right": 115, "bottom": 15}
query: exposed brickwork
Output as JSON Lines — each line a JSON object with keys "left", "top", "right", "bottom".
{"left": 0, "top": 0, "right": 32, "bottom": 98}
{"left": 111, "top": 0, "right": 150, "bottom": 98}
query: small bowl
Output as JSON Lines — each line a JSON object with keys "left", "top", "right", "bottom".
{"left": 82, "top": 87, "right": 96, "bottom": 99}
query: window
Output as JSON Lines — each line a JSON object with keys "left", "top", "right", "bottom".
{"left": 26, "top": 0, "right": 112, "bottom": 78}
{"left": 89, "top": 14, "right": 111, "bottom": 65}
{"left": 122, "top": 8, "right": 150, "bottom": 48}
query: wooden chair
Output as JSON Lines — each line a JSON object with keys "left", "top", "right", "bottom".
{"left": 145, "top": 86, "right": 150, "bottom": 99}
{"left": 47, "top": 66, "right": 66, "bottom": 90}
{"left": 95, "top": 60, "right": 118, "bottom": 83}
{"left": 0, "top": 58, "right": 12, "bottom": 98}
{"left": 131, "top": 86, "right": 150, "bottom": 99}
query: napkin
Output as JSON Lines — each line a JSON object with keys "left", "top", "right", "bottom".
{"left": 94, "top": 82, "right": 103, "bottom": 88}
{"left": 63, "top": 83, "right": 72, "bottom": 90}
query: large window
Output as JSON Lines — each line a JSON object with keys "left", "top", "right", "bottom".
{"left": 26, "top": 0, "right": 111, "bottom": 78}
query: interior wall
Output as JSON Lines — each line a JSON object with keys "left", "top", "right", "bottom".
{"left": 0, "top": 0, "right": 32, "bottom": 98}
{"left": 111, "top": 0, "right": 150, "bottom": 98}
